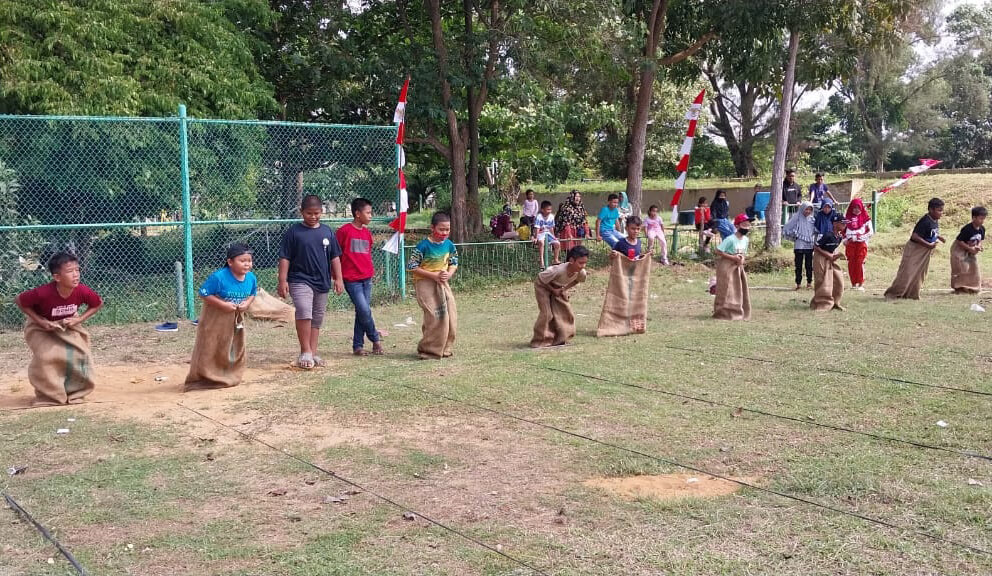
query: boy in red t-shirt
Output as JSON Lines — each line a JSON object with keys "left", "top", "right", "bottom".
{"left": 16, "top": 252, "right": 103, "bottom": 405}
{"left": 336, "top": 198, "right": 384, "bottom": 356}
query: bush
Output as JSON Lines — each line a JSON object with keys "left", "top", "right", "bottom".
{"left": 876, "top": 195, "right": 912, "bottom": 231}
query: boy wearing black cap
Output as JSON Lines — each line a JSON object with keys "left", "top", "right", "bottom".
{"left": 811, "top": 214, "right": 846, "bottom": 311}
{"left": 185, "top": 243, "right": 258, "bottom": 391}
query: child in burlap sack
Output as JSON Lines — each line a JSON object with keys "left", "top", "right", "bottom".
{"left": 408, "top": 212, "right": 459, "bottom": 359}
{"left": 951, "top": 206, "right": 986, "bottom": 294}
{"left": 185, "top": 243, "right": 257, "bottom": 391}
{"left": 712, "top": 213, "right": 752, "bottom": 321}
{"left": 16, "top": 252, "right": 103, "bottom": 406}
{"left": 531, "top": 245, "right": 589, "bottom": 348}
{"left": 885, "top": 198, "right": 946, "bottom": 300}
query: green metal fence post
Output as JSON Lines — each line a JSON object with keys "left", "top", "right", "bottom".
{"left": 178, "top": 104, "right": 195, "bottom": 319}
{"left": 871, "top": 190, "right": 878, "bottom": 231}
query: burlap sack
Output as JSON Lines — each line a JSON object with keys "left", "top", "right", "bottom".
{"left": 415, "top": 279, "right": 457, "bottom": 359}
{"left": 24, "top": 320, "right": 96, "bottom": 406}
{"left": 884, "top": 241, "right": 933, "bottom": 300}
{"left": 712, "top": 257, "right": 751, "bottom": 321}
{"left": 531, "top": 282, "right": 576, "bottom": 347}
{"left": 597, "top": 251, "right": 651, "bottom": 337}
{"left": 811, "top": 251, "right": 845, "bottom": 311}
{"left": 184, "top": 305, "right": 246, "bottom": 391}
{"left": 950, "top": 242, "right": 981, "bottom": 294}
{"left": 248, "top": 288, "right": 295, "bottom": 323}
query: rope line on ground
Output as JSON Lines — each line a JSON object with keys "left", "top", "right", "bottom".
{"left": 2, "top": 492, "right": 88, "bottom": 575}
{"left": 787, "top": 330, "right": 992, "bottom": 360}
{"left": 539, "top": 365, "right": 992, "bottom": 462}
{"left": 177, "top": 403, "right": 549, "bottom": 576}
{"left": 358, "top": 375, "right": 991, "bottom": 557}
{"left": 659, "top": 344, "right": 992, "bottom": 398}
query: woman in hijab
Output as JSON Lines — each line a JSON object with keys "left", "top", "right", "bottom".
{"left": 710, "top": 189, "right": 735, "bottom": 239}
{"left": 843, "top": 198, "right": 873, "bottom": 290}
{"left": 556, "top": 190, "right": 590, "bottom": 251}
{"left": 618, "top": 191, "right": 633, "bottom": 230}
{"left": 784, "top": 201, "right": 816, "bottom": 290}
{"left": 813, "top": 201, "right": 835, "bottom": 238}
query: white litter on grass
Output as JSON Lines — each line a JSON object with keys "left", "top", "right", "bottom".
{"left": 154, "top": 376, "right": 168, "bottom": 382}
{"left": 686, "top": 477, "right": 699, "bottom": 484}
{"left": 650, "top": 293, "right": 658, "bottom": 299}
{"left": 56, "top": 428, "right": 70, "bottom": 435}
{"left": 405, "top": 317, "right": 415, "bottom": 325}
{"left": 393, "top": 324, "right": 409, "bottom": 328}
{"left": 967, "top": 478, "right": 983, "bottom": 486}
{"left": 577, "top": 313, "right": 588, "bottom": 317}
{"left": 66, "top": 418, "right": 76, "bottom": 422}
{"left": 970, "top": 303, "right": 985, "bottom": 313}
{"left": 936, "top": 420, "right": 949, "bottom": 428}
{"left": 686, "top": 279, "right": 695, "bottom": 283}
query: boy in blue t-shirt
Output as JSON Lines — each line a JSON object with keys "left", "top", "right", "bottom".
{"left": 613, "top": 215, "right": 643, "bottom": 259}
{"left": 185, "top": 243, "right": 258, "bottom": 391}
{"left": 595, "top": 193, "right": 623, "bottom": 248}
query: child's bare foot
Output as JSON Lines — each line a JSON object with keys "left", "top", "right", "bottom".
{"left": 353, "top": 348, "right": 369, "bottom": 357}
{"left": 372, "top": 342, "right": 385, "bottom": 355}
{"left": 312, "top": 356, "right": 326, "bottom": 367}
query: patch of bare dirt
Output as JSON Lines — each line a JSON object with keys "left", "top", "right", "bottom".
{"left": 585, "top": 473, "right": 754, "bottom": 501}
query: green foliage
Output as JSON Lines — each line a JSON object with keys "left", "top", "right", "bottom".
{"left": 0, "top": 0, "right": 277, "bottom": 117}
{"left": 875, "top": 194, "right": 912, "bottom": 232}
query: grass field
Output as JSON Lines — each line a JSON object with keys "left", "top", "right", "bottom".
{"left": 2, "top": 175, "right": 992, "bottom": 575}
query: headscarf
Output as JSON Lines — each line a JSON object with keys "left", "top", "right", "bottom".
{"left": 783, "top": 201, "right": 815, "bottom": 244}
{"left": 711, "top": 190, "right": 730, "bottom": 220}
{"left": 845, "top": 198, "right": 869, "bottom": 230}
{"left": 618, "top": 192, "right": 632, "bottom": 217}
{"left": 813, "top": 203, "right": 835, "bottom": 236}
{"left": 556, "top": 190, "right": 588, "bottom": 234}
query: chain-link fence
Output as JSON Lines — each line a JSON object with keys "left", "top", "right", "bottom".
{"left": 0, "top": 109, "right": 400, "bottom": 328}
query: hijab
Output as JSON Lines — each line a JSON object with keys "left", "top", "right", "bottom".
{"left": 556, "top": 190, "right": 588, "bottom": 231}
{"left": 814, "top": 204, "right": 835, "bottom": 236}
{"left": 711, "top": 190, "right": 730, "bottom": 220}
{"left": 784, "top": 201, "right": 815, "bottom": 244}
{"left": 845, "top": 198, "right": 869, "bottom": 230}
{"left": 619, "top": 192, "right": 632, "bottom": 216}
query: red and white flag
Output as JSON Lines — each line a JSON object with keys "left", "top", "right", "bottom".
{"left": 877, "top": 158, "right": 941, "bottom": 196}
{"left": 384, "top": 76, "right": 410, "bottom": 255}
{"left": 670, "top": 90, "right": 705, "bottom": 223}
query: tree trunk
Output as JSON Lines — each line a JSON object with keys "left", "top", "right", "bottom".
{"left": 624, "top": 64, "right": 657, "bottom": 216}
{"left": 765, "top": 28, "right": 800, "bottom": 250}
{"left": 464, "top": 0, "right": 483, "bottom": 237}
{"left": 449, "top": 141, "right": 469, "bottom": 240}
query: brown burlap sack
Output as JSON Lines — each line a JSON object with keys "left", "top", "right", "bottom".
{"left": 811, "top": 251, "right": 845, "bottom": 311}
{"left": 597, "top": 251, "right": 652, "bottom": 337}
{"left": 950, "top": 242, "right": 981, "bottom": 294}
{"left": 248, "top": 288, "right": 295, "bottom": 323}
{"left": 531, "top": 282, "right": 576, "bottom": 347}
{"left": 415, "top": 279, "right": 457, "bottom": 359}
{"left": 24, "top": 320, "right": 96, "bottom": 406}
{"left": 184, "top": 305, "right": 246, "bottom": 391}
{"left": 712, "top": 257, "right": 751, "bottom": 321}
{"left": 884, "top": 241, "right": 933, "bottom": 300}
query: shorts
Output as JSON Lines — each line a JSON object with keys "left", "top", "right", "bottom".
{"left": 289, "top": 283, "right": 329, "bottom": 329}
{"left": 536, "top": 232, "right": 559, "bottom": 244}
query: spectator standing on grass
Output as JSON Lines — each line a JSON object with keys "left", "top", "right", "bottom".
{"left": 185, "top": 243, "right": 257, "bottom": 390}
{"left": 277, "top": 194, "right": 344, "bottom": 370}
{"left": 783, "top": 169, "right": 802, "bottom": 207}
{"left": 521, "top": 189, "right": 539, "bottom": 228}
{"left": 556, "top": 190, "right": 590, "bottom": 252}
{"left": 884, "top": 197, "right": 946, "bottom": 300}
{"left": 336, "top": 198, "right": 384, "bottom": 357}
{"left": 843, "top": 198, "right": 873, "bottom": 291}
{"left": 784, "top": 201, "right": 816, "bottom": 291}
{"left": 710, "top": 189, "right": 735, "bottom": 239}
{"left": 595, "top": 193, "right": 624, "bottom": 248}
{"left": 809, "top": 173, "right": 836, "bottom": 205}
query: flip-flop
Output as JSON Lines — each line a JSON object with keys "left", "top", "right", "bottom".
{"left": 312, "top": 356, "right": 327, "bottom": 367}
{"left": 371, "top": 344, "right": 385, "bottom": 356}
{"left": 353, "top": 348, "right": 369, "bottom": 357}
{"left": 297, "top": 353, "right": 314, "bottom": 369}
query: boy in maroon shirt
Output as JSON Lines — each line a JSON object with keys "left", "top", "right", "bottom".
{"left": 336, "top": 198, "right": 384, "bottom": 356}
{"left": 16, "top": 252, "right": 103, "bottom": 405}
